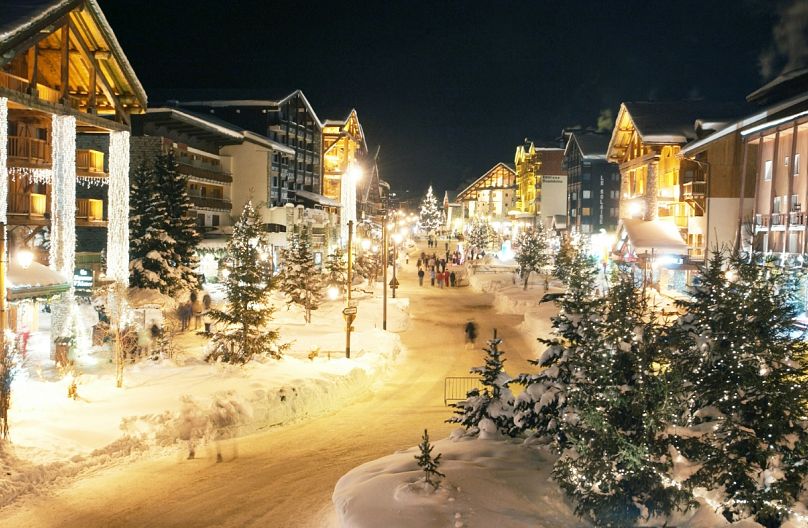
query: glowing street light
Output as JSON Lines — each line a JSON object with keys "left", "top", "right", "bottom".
{"left": 327, "top": 285, "right": 340, "bottom": 300}
{"left": 16, "top": 249, "right": 34, "bottom": 269}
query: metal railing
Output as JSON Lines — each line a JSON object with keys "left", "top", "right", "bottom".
{"left": 444, "top": 376, "right": 481, "bottom": 406}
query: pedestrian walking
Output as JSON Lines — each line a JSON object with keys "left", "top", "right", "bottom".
{"left": 418, "top": 267, "right": 425, "bottom": 286}
{"left": 437, "top": 271, "right": 444, "bottom": 288}
{"left": 430, "top": 267, "right": 436, "bottom": 286}
{"left": 450, "top": 271, "right": 456, "bottom": 287}
{"left": 464, "top": 320, "right": 478, "bottom": 347}
{"left": 417, "top": 258, "right": 422, "bottom": 268}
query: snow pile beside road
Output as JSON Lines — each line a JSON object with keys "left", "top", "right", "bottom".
{"left": 333, "top": 434, "right": 586, "bottom": 528}
{"left": 1, "top": 294, "right": 406, "bottom": 508}
{"left": 333, "top": 433, "right": 784, "bottom": 528}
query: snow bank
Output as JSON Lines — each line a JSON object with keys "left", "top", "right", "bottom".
{"left": 1, "top": 290, "right": 407, "bottom": 508}
{"left": 333, "top": 434, "right": 586, "bottom": 528}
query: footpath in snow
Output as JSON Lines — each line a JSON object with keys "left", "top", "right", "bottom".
{"left": 0, "top": 287, "right": 409, "bottom": 508}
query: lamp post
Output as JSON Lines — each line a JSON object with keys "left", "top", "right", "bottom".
{"left": 391, "top": 232, "right": 402, "bottom": 298}
{"left": 344, "top": 220, "right": 355, "bottom": 359}
{"left": 382, "top": 214, "right": 387, "bottom": 331}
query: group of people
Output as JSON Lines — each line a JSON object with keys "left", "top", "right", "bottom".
{"left": 416, "top": 250, "right": 460, "bottom": 288}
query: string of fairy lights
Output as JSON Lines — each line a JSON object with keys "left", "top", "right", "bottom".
{"left": 50, "top": 114, "right": 77, "bottom": 278}
{"left": 0, "top": 97, "right": 7, "bottom": 225}
{"left": 107, "top": 131, "right": 130, "bottom": 286}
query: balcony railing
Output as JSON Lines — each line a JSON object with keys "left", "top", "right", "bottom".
{"left": 688, "top": 247, "right": 706, "bottom": 261}
{"left": 77, "top": 198, "right": 104, "bottom": 221}
{"left": 682, "top": 181, "right": 706, "bottom": 199}
{"left": 189, "top": 195, "right": 231, "bottom": 211}
{"left": 177, "top": 160, "right": 232, "bottom": 184}
{"left": 8, "top": 136, "right": 50, "bottom": 165}
{"left": 9, "top": 192, "right": 47, "bottom": 216}
{"left": 771, "top": 213, "right": 785, "bottom": 226}
{"left": 0, "top": 71, "right": 81, "bottom": 109}
{"left": 791, "top": 211, "right": 807, "bottom": 226}
{"left": 76, "top": 149, "right": 105, "bottom": 174}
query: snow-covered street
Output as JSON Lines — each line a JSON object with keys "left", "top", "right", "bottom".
{"left": 0, "top": 251, "right": 552, "bottom": 528}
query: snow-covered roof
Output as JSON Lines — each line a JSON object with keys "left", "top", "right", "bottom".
{"left": 294, "top": 189, "right": 342, "bottom": 208}
{"left": 7, "top": 260, "right": 69, "bottom": 300}
{"left": 618, "top": 218, "right": 688, "bottom": 255}
{"left": 564, "top": 132, "right": 610, "bottom": 160}
{"left": 242, "top": 131, "right": 295, "bottom": 154}
{"left": 0, "top": 0, "right": 147, "bottom": 110}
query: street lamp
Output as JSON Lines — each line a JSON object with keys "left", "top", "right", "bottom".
{"left": 391, "top": 233, "right": 402, "bottom": 299}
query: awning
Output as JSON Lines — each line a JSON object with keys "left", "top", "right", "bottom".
{"left": 7, "top": 261, "right": 70, "bottom": 301}
{"left": 294, "top": 190, "right": 342, "bottom": 208}
{"left": 617, "top": 218, "right": 688, "bottom": 255}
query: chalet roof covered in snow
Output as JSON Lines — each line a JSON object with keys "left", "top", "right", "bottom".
{"left": 565, "top": 132, "right": 610, "bottom": 160}
{"left": 294, "top": 189, "right": 341, "bottom": 208}
{"left": 0, "top": 0, "right": 147, "bottom": 112}
{"left": 177, "top": 90, "right": 323, "bottom": 129}
{"left": 616, "top": 218, "right": 688, "bottom": 256}
{"left": 607, "top": 101, "right": 749, "bottom": 163}
{"left": 457, "top": 162, "right": 517, "bottom": 202}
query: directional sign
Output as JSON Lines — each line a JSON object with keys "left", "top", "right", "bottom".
{"left": 389, "top": 277, "right": 400, "bottom": 288}
{"left": 343, "top": 306, "right": 357, "bottom": 316}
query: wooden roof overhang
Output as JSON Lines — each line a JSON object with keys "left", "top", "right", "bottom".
{"left": 137, "top": 109, "right": 245, "bottom": 152}
{"left": 607, "top": 103, "right": 635, "bottom": 163}
{"left": 0, "top": 0, "right": 146, "bottom": 131}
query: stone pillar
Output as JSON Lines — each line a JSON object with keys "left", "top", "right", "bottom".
{"left": 50, "top": 115, "right": 76, "bottom": 278}
{"left": 0, "top": 97, "right": 7, "bottom": 224}
{"left": 646, "top": 162, "right": 658, "bottom": 221}
{"left": 106, "top": 131, "right": 130, "bottom": 285}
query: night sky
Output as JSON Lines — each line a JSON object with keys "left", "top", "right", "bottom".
{"left": 101, "top": 0, "right": 788, "bottom": 198}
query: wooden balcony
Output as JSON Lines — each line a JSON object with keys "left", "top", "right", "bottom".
{"left": 76, "top": 149, "right": 106, "bottom": 176}
{"left": 9, "top": 192, "right": 48, "bottom": 222}
{"left": 8, "top": 135, "right": 51, "bottom": 167}
{"left": 77, "top": 198, "right": 104, "bottom": 223}
{"left": 7, "top": 193, "right": 106, "bottom": 227}
{"left": 682, "top": 181, "right": 706, "bottom": 199}
{"left": 0, "top": 71, "right": 81, "bottom": 109}
{"left": 189, "top": 195, "right": 232, "bottom": 212}
{"left": 177, "top": 159, "right": 232, "bottom": 184}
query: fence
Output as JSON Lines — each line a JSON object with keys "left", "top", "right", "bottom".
{"left": 444, "top": 376, "right": 481, "bottom": 406}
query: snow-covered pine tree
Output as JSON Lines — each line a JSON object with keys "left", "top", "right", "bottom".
{"left": 155, "top": 151, "right": 201, "bottom": 293}
{"left": 553, "top": 268, "right": 687, "bottom": 527}
{"left": 418, "top": 186, "right": 443, "bottom": 234}
{"left": 355, "top": 251, "right": 381, "bottom": 285}
{"left": 324, "top": 247, "right": 348, "bottom": 294}
{"left": 669, "top": 250, "right": 808, "bottom": 526}
{"left": 206, "top": 202, "right": 283, "bottom": 363}
{"left": 415, "top": 428, "right": 445, "bottom": 489}
{"left": 466, "top": 218, "right": 492, "bottom": 252}
{"left": 513, "top": 240, "right": 603, "bottom": 449}
{"left": 129, "top": 161, "right": 181, "bottom": 294}
{"left": 514, "top": 224, "right": 552, "bottom": 290}
{"left": 277, "top": 231, "right": 324, "bottom": 323}
{"left": 449, "top": 330, "right": 515, "bottom": 436}
{"left": 554, "top": 234, "right": 575, "bottom": 283}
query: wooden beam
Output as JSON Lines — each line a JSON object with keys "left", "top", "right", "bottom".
{"left": 28, "top": 43, "right": 38, "bottom": 94}
{"left": 60, "top": 25, "right": 69, "bottom": 102}
{"left": 88, "top": 57, "right": 97, "bottom": 113}
{"left": 67, "top": 19, "right": 129, "bottom": 127}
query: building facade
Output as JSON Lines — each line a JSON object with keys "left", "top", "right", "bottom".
{"left": 177, "top": 90, "right": 323, "bottom": 206}
{"left": 607, "top": 101, "right": 746, "bottom": 261}
{"left": 457, "top": 162, "right": 518, "bottom": 234}
{"left": 513, "top": 141, "right": 568, "bottom": 228}
{"left": 0, "top": 0, "right": 145, "bottom": 288}
{"left": 563, "top": 132, "right": 621, "bottom": 234}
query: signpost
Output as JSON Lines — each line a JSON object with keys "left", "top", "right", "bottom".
{"left": 73, "top": 268, "right": 93, "bottom": 296}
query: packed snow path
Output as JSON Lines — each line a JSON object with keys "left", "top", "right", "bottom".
{"left": 0, "top": 249, "right": 543, "bottom": 528}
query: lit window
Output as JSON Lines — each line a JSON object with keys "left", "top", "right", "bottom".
{"left": 795, "top": 154, "right": 801, "bottom": 176}
{"left": 582, "top": 190, "right": 591, "bottom": 199}
{"left": 764, "top": 160, "right": 773, "bottom": 181}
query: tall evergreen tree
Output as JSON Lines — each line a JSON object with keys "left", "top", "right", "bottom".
{"left": 155, "top": 151, "right": 201, "bottom": 293}
{"left": 418, "top": 186, "right": 443, "bottom": 233}
{"left": 553, "top": 269, "right": 687, "bottom": 526}
{"left": 207, "top": 202, "right": 283, "bottom": 363}
{"left": 449, "top": 330, "right": 515, "bottom": 436}
{"left": 514, "top": 224, "right": 552, "bottom": 289}
{"left": 554, "top": 234, "right": 575, "bottom": 282}
{"left": 513, "top": 241, "right": 603, "bottom": 449}
{"left": 277, "top": 231, "right": 324, "bottom": 323}
{"left": 466, "top": 218, "right": 492, "bottom": 252}
{"left": 129, "top": 161, "right": 181, "bottom": 293}
{"left": 324, "top": 247, "right": 348, "bottom": 294}
{"left": 669, "top": 251, "right": 808, "bottom": 526}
